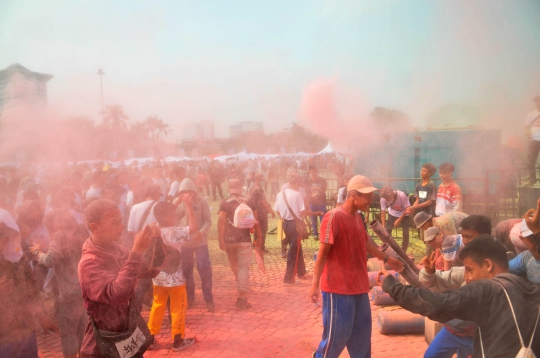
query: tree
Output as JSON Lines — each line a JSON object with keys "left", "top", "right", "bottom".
{"left": 370, "top": 107, "right": 410, "bottom": 126}
{"left": 102, "top": 105, "right": 129, "bottom": 131}
{"left": 370, "top": 107, "right": 412, "bottom": 141}
{"left": 130, "top": 121, "right": 149, "bottom": 140}
{"left": 143, "top": 116, "right": 170, "bottom": 141}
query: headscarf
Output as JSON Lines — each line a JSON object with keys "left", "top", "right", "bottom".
{"left": 0, "top": 208, "right": 23, "bottom": 263}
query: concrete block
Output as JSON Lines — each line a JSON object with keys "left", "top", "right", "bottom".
{"left": 424, "top": 317, "right": 444, "bottom": 344}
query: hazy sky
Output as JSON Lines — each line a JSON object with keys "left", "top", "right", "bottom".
{"left": 2, "top": 0, "right": 540, "bottom": 140}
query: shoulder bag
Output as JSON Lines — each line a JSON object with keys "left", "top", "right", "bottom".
{"left": 282, "top": 189, "right": 309, "bottom": 240}
{"left": 89, "top": 302, "right": 152, "bottom": 358}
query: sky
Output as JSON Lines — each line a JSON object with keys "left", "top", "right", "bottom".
{"left": 1, "top": 0, "right": 540, "bottom": 141}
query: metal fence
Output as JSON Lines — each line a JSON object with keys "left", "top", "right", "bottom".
{"left": 319, "top": 164, "right": 532, "bottom": 226}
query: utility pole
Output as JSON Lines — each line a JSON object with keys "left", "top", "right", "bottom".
{"left": 97, "top": 69, "right": 105, "bottom": 124}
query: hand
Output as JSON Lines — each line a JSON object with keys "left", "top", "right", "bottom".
{"left": 172, "top": 195, "right": 184, "bottom": 206}
{"left": 404, "top": 207, "right": 415, "bottom": 215}
{"left": 132, "top": 223, "right": 157, "bottom": 254}
{"left": 29, "top": 242, "right": 42, "bottom": 253}
{"left": 386, "top": 257, "right": 404, "bottom": 272}
{"left": 0, "top": 276, "right": 14, "bottom": 296}
{"left": 316, "top": 211, "right": 324, "bottom": 216}
{"left": 524, "top": 198, "right": 540, "bottom": 234}
{"left": 420, "top": 251, "right": 436, "bottom": 274}
{"left": 376, "top": 268, "right": 390, "bottom": 286}
{"left": 191, "top": 231, "right": 202, "bottom": 241}
{"left": 308, "top": 284, "right": 320, "bottom": 303}
{"left": 254, "top": 238, "right": 262, "bottom": 249}
{"left": 38, "top": 314, "right": 59, "bottom": 334}
{"left": 218, "top": 239, "right": 225, "bottom": 251}
{"left": 271, "top": 212, "right": 276, "bottom": 219}
{"left": 183, "top": 193, "right": 194, "bottom": 208}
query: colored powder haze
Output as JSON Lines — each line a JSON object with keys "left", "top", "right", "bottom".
{"left": 1, "top": 0, "right": 540, "bottom": 158}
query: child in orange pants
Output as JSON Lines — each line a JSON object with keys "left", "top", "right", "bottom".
{"left": 147, "top": 195, "right": 199, "bottom": 351}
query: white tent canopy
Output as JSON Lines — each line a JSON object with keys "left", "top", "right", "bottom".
{"left": 165, "top": 156, "right": 201, "bottom": 163}
{"left": 318, "top": 142, "right": 335, "bottom": 155}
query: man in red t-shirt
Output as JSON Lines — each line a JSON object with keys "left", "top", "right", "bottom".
{"left": 308, "top": 175, "right": 404, "bottom": 358}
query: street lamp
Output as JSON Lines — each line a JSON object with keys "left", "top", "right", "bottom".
{"left": 97, "top": 69, "right": 105, "bottom": 124}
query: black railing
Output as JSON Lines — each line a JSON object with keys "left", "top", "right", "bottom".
{"left": 319, "top": 163, "right": 536, "bottom": 225}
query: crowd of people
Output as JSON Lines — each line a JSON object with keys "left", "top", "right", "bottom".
{"left": 1, "top": 149, "right": 540, "bottom": 358}
{"left": 309, "top": 161, "right": 540, "bottom": 358}
{"left": 0, "top": 153, "right": 349, "bottom": 358}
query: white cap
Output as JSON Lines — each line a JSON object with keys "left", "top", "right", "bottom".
{"left": 520, "top": 219, "right": 534, "bottom": 238}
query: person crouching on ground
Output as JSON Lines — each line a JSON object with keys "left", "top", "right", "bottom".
{"left": 147, "top": 195, "right": 199, "bottom": 352}
{"left": 78, "top": 199, "right": 157, "bottom": 358}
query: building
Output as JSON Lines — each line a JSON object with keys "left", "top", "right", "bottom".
{"left": 0, "top": 63, "right": 53, "bottom": 112}
{"left": 229, "top": 121, "right": 264, "bottom": 138}
{"left": 181, "top": 120, "right": 214, "bottom": 141}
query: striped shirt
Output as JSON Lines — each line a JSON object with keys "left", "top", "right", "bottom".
{"left": 441, "top": 234, "right": 464, "bottom": 264}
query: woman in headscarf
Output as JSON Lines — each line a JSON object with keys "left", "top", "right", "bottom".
{"left": 0, "top": 208, "right": 57, "bottom": 357}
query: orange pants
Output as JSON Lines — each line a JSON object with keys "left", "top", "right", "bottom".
{"left": 147, "top": 284, "right": 187, "bottom": 339}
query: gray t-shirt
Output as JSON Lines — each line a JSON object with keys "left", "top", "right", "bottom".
{"left": 415, "top": 181, "right": 436, "bottom": 216}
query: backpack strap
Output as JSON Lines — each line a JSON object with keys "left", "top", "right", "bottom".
{"left": 479, "top": 282, "right": 540, "bottom": 356}
{"left": 497, "top": 282, "right": 526, "bottom": 348}
{"left": 478, "top": 327, "right": 486, "bottom": 358}
{"left": 529, "top": 307, "right": 540, "bottom": 349}
{"left": 497, "top": 281, "right": 540, "bottom": 349}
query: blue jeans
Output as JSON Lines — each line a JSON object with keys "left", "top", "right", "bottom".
{"left": 316, "top": 292, "right": 371, "bottom": 358}
{"left": 424, "top": 327, "right": 474, "bottom": 358}
{"left": 310, "top": 203, "right": 327, "bottom": 237}
{"left": 283, "top": 219, "right": 306, "bottom": 283}
{"left": 181, "top": 245, "right": 214, "bottom": 303}
{"left": 0, "top": 332, "right": 38, "bottom": 358}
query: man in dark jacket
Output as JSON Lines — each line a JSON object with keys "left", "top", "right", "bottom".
{"left": 78, "top": 199, "right": 156, "bottom": 358}
{"left": 380, "top": 236, "right": 540, "bottom": 358}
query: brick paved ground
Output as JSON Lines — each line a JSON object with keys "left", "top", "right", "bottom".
{"left": 37, "top": 237, "right": 427, "bottom": 358}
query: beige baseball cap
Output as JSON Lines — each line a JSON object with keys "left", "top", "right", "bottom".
{"left": 347, "top": 175, "right": 379, "bottom": 194}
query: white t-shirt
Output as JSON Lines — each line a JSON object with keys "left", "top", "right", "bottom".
{"left": 380, "top": 190, "right": 410, "bottom": 218}
{"left": 126, "top": 191, "right": 134, "bottom": 207}
{"left": 274, "top": 188, "right": 305, "bottom": 220}
{"left": 509, "top": 221, "right": 528, "bottom": 254}
{"left": 86, "top": 186, "right": 101, "bottom": 200}
{"left": 168, "top": 181, "right": 180, "bottom": 196}
{"left": 526, "top": 110, "right": 540, "bottom": 141}
{"left": 281, "top": 183, "right": 307, "bottom": 198}
{"left": 127, "top": 200, "right": 157, "bottom": 233}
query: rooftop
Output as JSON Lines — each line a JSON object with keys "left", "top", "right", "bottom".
{"left": 0, "top": 63, "right": 53, "bottom": 82}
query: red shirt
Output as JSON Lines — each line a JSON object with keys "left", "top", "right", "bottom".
{"left": 319, "top": 207, "right": 369, "bottom": 295}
